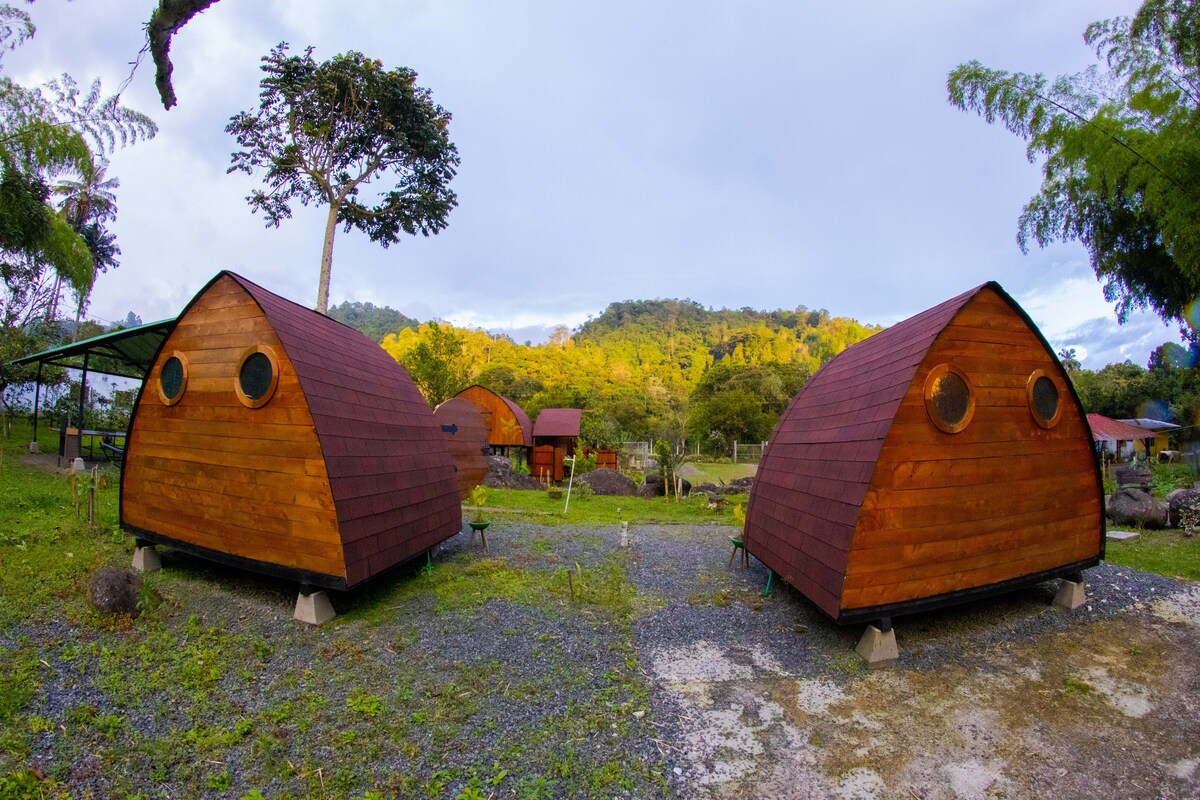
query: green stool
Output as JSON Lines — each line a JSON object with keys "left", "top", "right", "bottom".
{"left": 728, "top": 537, "right": 748, "bottom": 569}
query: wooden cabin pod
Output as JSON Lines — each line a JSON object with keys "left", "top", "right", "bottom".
{"left": 452, "top": 385, "right": 533, "bottom": 450}
{"left": 744, "top": 282, "right": 1104, "bottom": 624}
{"left": 433, "top": 397, "right": 489, "bottom": 500}
{"left": 121, "top": 272, "right": 462, "bottom": 590}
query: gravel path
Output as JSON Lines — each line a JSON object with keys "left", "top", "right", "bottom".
{"left": 3, "top": 519, "right": 1199, "bottom": 799}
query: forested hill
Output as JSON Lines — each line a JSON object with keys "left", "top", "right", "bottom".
{"left": 380, "top": 297, "right": 880, "bottom": 447}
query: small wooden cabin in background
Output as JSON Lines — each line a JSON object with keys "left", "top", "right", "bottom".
{"left": 745, "top": 282, "right": 1104, "bottom": 625}
{"left": 122, "top": 272, "right": 462, "bottom": 591}
{"left": 451, "top": 385, "right": 532, "bottom": 461}
{"left": 433, "top": 397, "right": 489, "bottom": 500}
{"left": 532, "top": 408, "right": 581, "bottom": 482}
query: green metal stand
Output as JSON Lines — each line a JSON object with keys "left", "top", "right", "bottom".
{"left": 763, "top": 570, "right": 773, "bottom": 597}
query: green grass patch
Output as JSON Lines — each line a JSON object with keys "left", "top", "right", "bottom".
{"left": 1105, "top": 529, "right": 1200, "bottom": 581}
{"left": 678, "top": 461, "right": 756, "bottom": 484}
{"left": 481, "top": 487, "right": 747, "bottom": 526}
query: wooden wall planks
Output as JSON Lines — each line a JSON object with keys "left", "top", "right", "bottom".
{"left": 840, "top": 289, "right": 1102, "bottom": 612}
{"left": 123, "top": 275, "right": 345, "bottom": 579}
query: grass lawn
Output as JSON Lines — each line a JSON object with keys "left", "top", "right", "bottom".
{"left": 1104, "top": 529, "right": 1200, "bottom": 581}
{"left": 676, "top": 461, "right": 757, "bottom": 484}
{"left": 479, "top": 485, "right": 747, "bottom": 526}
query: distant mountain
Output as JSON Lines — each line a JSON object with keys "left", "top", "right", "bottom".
{"left": 327, "top": 301, "right": 419, "bottom": 342}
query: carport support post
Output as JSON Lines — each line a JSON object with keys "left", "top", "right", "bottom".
{"left": 78, "top": 353, "right": 89, "bottom": 435}
{"left": 29, "top": 362, "right": 41, "bottom": 452}
{"left": 856, "top": 617, "right": 898, "bottom": 668}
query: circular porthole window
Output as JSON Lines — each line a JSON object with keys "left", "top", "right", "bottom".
{"left": 158, "top": 352, "right": 188, "bottom": 406}
{"left": 235, "top": 345, "right": 280, "bottom": 409}
{"left": 1027, "top": 369, "right": 1063, "bottom": 428}
{"left": 924, "top": 364, "right": 975, "bottom": 434}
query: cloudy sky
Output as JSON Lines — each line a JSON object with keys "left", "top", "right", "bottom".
{"left": 10, "top": 0, "right": 1184, "bottom": 368}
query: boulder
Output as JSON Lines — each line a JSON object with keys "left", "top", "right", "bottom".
{"left": 639, "top": 472, "right": 691, "bottom": 498}
{"left": 483, "top": 455, "right": 542, "bottom": 490}
{"left": 578, "top": 468, "right": 637, "bottom": 496}
{"left": 1168, "top": 489, "right": 1200, "bottom": 533}
{"left": 87, "top": 567, "right": 143, "bottom": 616}
{"left": 1107, "top": 488, "right": 1168, "bottom": 529}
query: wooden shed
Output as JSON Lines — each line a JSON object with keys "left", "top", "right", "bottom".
{"left": 451, "top": 385, "right": 532, "bottom": 456}
{"left": 433, "top": 397, "right": 489, "bottom": 500}
{"left": 744, "top": 282, "right": 1104, "bottom": 626}
{"left": 121, "top": 271, "right": 462, "bottom": 593}
{"left": 532, "top": 408, "right": 582, "bottom": 483}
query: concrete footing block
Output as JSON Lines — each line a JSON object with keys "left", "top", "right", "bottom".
{"left": 131, "top": 545, "right": 161, "bottom": 573}
{"left": 28, "top": 442, "right": 39, "bottom": 454}
{"left": 856, "top": 624, "right": 898, "bottom": 668}
{"left": 72, "top": 457, "right": 86, "bottom": 472}
{"left": 294, "top": 590, "right": 336, "bottom": 626}
{"left": 1054, "top": 578, "right": 1086, "bottom": 611}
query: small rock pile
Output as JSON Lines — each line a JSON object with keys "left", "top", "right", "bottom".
{"left": 578, "top": 468, "right": 637, "bottom": 496}
{"left": 483, "top": 456, "right": 542, "bottom": 490}
{"left": 692, "top": 476, "right": 754, "bottom": 496}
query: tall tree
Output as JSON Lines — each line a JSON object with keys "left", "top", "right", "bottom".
{"left": 227, "top": 43, "right": 459, "bottom": 314}
{"left": 947, "top": 0, "right": 1200, "bottom": 341}
{"left": 53, "top": 156, "right": 120, "bottom": 323}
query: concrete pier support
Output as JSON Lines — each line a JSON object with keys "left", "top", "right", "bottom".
{"left": 856, "top": 623, "right": 898, "bottom": 668}
{"left": 131, "top": 544, "right": 161, "bottom": 573}
{"left": 294, "top": 589, "right": 336, "bottom": 625}
{"left": 1054, "top": 577, "right": 1086, "bottom": 611}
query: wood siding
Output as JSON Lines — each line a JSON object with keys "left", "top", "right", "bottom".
{"left": 840, "top": 288, "right": 1102, "bottom": 611}
{"left": 454, "top": 386, "right": 531, "bottom": 447}
{"left": 123, "top": 276, "right": 345, "bottom": 578}
{"left": 434, "top": 398, "right": 489, "bottom": 500}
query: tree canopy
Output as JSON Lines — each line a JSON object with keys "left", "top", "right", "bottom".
{"left": 227, "top": 43, "right": 459, "bottom": 314}
{"left": 383, "top": 298, "right": 878, "bottom": 449}
{"left": 947, "top": 0, "right": 1200, "bottom": 341}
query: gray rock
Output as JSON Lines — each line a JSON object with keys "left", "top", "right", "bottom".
{"left": 1167, "top": 489, "right": 1200, "bottom": 533}
{"left": 87, "top": 567, "right": 142, "bottom": 616}
{"left": 1106, "top": 488, "right": 1168, "bottom": 529}
{"left": 483, "top": 455, "right": 542, "bottom": 490}
{"left": 640, "top": 472, "right": 691, "bottom": 498}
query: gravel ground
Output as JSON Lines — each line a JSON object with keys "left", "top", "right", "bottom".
{"left": 4, "top": 520, "right": 1199, "bottom": 799}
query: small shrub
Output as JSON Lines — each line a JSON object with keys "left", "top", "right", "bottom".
{"left": 347, "top": 690, "right": 384, "bottom": 717}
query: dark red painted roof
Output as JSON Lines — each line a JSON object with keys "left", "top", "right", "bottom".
{"left": 231, "top": 272, "right": 461, "bottom": 586}
{"left": 533, "top": 408, "right": 582, "bottom": 438}
{"left": 744, "top": 284, "right": 984, "bottom": 619}
{"left": 1087, "top": 414, "right": 1155, "bottom": 442}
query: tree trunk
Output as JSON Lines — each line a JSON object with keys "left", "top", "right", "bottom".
{"left": 316, "top": 203, "right": 339, "bottom": 315}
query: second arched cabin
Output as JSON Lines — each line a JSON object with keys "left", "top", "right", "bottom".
{"left": 744, "top": 282, "right": 1104, "bottom": 636}
{"left": 121, "top": 272, "right": 462, "bottom": 619}
{"left": 433, "top": 397, "right": 490, "bottom": 500}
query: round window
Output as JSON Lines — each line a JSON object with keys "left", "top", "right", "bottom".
{"left": 924, "top": 364, "right": 975, "bottom": 434}
{"left": 235, "top": 346, "right": 279, "bottom": 408}
{"left": 158, "top": 353, "right": 187, "bottom": 406}
{"left": 1027, "top": 370, "right": 1063, "bottom": 428}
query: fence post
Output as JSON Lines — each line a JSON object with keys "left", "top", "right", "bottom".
{"left": 734, "top": 441, "right": 738, "bottom": 463}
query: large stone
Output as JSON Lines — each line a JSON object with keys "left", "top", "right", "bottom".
{"left": 87, "top": 567, "right": 142, "bottom": 616}
{"left": 483, "top": 455, "right": 542, "bottom": 490}
{"left": 639, "top": 472, "right": 691, "bottom": 498}
{"left": 578, "top": 468, "right": 637, "bottom": 496}
{"left": 1107, "top": 488, "right": 1168, "bottom": 529}
{"left": 1167, "top": 489, "right": 1200, "bottom": 532}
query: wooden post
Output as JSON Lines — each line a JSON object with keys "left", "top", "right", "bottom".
{"left": 88, "top": 466, "right": 97, "bottom": 527}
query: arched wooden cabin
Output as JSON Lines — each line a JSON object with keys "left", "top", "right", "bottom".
{"left": 452, "top": 385, "right": 533, "bottom": 453}
{"left": 121, "top": 272, "right": 462, "bottom": 590}
{"left": 744, "top": 282, "right": 1104, "bottom": 624}
{"left": 433, "top": 397, "right": 489, "bottom": 500}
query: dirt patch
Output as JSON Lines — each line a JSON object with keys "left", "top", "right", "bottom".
{"left": 628, "top": 527, "right": 1200, "bottom": 799}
